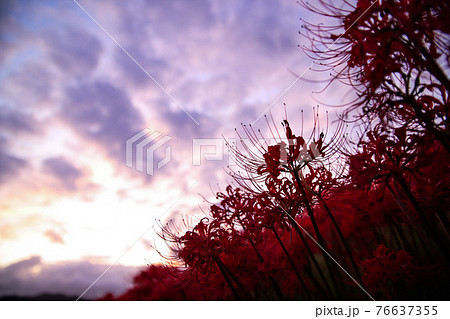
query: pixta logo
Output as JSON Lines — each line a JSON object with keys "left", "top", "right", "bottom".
{"left": 126, "top": 129, "right": 172, "bottom": 175}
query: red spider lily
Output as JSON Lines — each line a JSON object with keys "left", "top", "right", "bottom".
{"left": 360, "top": 245, "right": 420, "bottom": 298}
{"left": 98, "top": 265, "right": 217, "bottom": 301}
{"left": 257, "top": 144, "right": 284, "bottom": 178}
{"left": 299, "top": 0, "right": 450, "bottom": 92}
{"left": 347, "top": 123, "right": 436, "bottom": 190}
{"left": 299, "top": 0, "right": 450, "bottom": 151}
{"left": 227, "top": 110, "right": 347, "bottom": 192}
{"left": 228, "top": 112, "right": 369, "bottom": 296}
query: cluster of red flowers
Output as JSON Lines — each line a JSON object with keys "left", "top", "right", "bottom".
{"left": 360, "top": 245, "right": 418, "bottom": 299}
{"left": 101, "top": 0, "right": 449, "bottom": 300}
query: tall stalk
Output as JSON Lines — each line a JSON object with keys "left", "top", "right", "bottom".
{"left": 318, "top": 195, "right": 365, "bottom": 287}
{"left": 270, "top": 226, "right": 314, "bottom": 299}
{"left": 292, "top": 169, "right": 341, "bottom": 297}
{"left": 281, "top": 205, "right": 336, "bottom": 299}
{"left": 392, "top": 174, "right": 450, "bottom": 263}
{"left": 236, "top": 216, "right": 285, "bottom": 300}
{"left": 213, "top": 256, "right": 241, "bottom": 300}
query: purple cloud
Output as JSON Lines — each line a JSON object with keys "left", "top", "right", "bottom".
{"left": 113, "top": 46, "right": 168, "bottom": 88}
{"left": 0, "top": 148, "right": 26, "bottom": 184}
{"left": 42, "top": 157, "right": 84, "bottom": 192}
{"left": 0, "top": 256, "right": 142, "bottom": 300}
{"left": 0, "top": 105, "right": 37, "bottom": 134}
{"left": 43, "top": 26, "right": 103, "bottom": 76}
{"left": 62, "top": 81, "right": 144, "bottom": 162}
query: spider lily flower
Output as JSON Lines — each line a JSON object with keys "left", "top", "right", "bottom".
{"left": 360, "top": 245, "right": 419, "bottom": 298}
{"left": 227, "top": 109, "right": 347, "bottom": 193}
{"left": 298, "top": 0, "right": 450, "bottom": 151}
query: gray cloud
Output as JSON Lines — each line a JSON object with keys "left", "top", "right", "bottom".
{"left": 228, "top": 0, "right": 298, "bottom": 54}
{"left": 0, "top": 105, "right": 37, "bottom": 134}
{"left": 42, "top": 26, "right": 103, "bottom": 76}
{"left": 160, "top": 107, "right": 218, "bottom": 138}
{"left": 0, "top": 256, "right": 142, "bottom": 300}
{"left": 113, "top": 44, "right": 168, "bottom": 88}
{"left": 0, "top": 148, "right": 26, "bottom": 184}
{"left": 117, "top": 0, "right": 215, "bottom": 43}
{"left": 62, "top": 81, "right": 144, "bottom": 162}
{"left": 42, "top": 157, "right": 84, "bottom": 192}
{"left": 105, "top": 0, "right": 304, "bottom": 126}
{"left": 0, "top": 0, "right": 13, "bottom": 19}
{"left": 5, "top": 61, "right": 55, "bottom": 107}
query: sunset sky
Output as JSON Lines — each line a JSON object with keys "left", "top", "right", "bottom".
{"left": 0, "top": 0, "right": 348, "bottom": 299}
